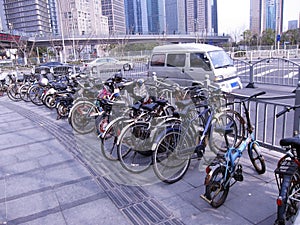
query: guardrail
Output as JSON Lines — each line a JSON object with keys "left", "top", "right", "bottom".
{"left": 228, "top": 91, "right": 298, "bottom": 151}
{"left": 234, "top": 58, "right": 300, "bottom": 88}
{"left": 231, "top": 49, "right": 300, "bottom": 60}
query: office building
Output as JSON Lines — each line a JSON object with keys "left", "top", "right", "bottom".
{"left": 146, "top": 0, "right": 166, "bottom": 34}
{"left": 288, "top": 20, "right": 298, "bottom": 30}
{"left": 250, "top": 0, "right": 283, "bottom": 35}
{"left": 165, "top": 0, "right": 186, "bottom": 34}
{"left": 211, "top": 0, "right": 218, "bottom": 34}
{"left": 57, "top": 0, "right": 109, "bottom": 37}
{"left": 124, "top": 0, "right": 148, "bottom": 34}
{"left": 1, "top": 0, "right": 52, "bottom": 35}
{"left": 186, "top": 0, "right": 213, "bottom": 35}
{"left": 102, "top": 0, "right": 126, "bottom": 35}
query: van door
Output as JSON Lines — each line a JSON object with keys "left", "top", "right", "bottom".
{"left": 187, "top": 52, "right": 214, "bottom": 84}
{"left": 149, "top": 53, "right": 188, "bottom": 86}
{"left": 165, "top": 53, "right": 189, "bottom": 86}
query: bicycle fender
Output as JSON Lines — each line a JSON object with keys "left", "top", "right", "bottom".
{"left": 68, "top": 100, "right": 94, "bottom": 120}
{"left": 99, "top": 117, "right": 133, "bottom": 138}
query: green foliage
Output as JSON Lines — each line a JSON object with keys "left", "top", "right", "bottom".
{"left": 260, "top": 29, "right": 275, "bottom": 45}
{"left": 281, "top": 28, "right": 300, "bottom": 45}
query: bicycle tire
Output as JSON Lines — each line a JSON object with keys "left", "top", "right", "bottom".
{"left": 7, "top": 84, "right": 21, "bottom": 102}
{"left": 209, "top": 113, "right": 238, "bottom": 154}
{"left": 276, "top": 171, "right": 300, "bottom": 225}
{"left": 69, "top": 101, "right": 98, "bottom": 134}
{"left": 225, "top": 108, "right": 246, "bottom": 148}
{"left": 248, "top": 142, "right": 266, "bottom": 174}
{"left": 100, "top": 117, "right": 128, "bottom": 161}
{"left": 152, "top": 126, "right": 191, "bottom": 184}
{"left": 204, "top": 165, "right": 230, "bottom": 208}
{"left": 44, "top": 94, "right": 56, "bottom": 109}
{"left": 19, "top": 84, "right": 31, "bottom": 102}
{"left": 28, "top": 85, "right": 43, "bottom": 106}
{"left": 56, "top": 102, "right": 69, "bottom": 118}
{"left": 117, "top": 122, "right": 152, "bottom": 173}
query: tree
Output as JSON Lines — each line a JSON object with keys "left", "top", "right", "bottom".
{"left": 261, "top": 29, "right": 275, "bottom": 46}
{"left": 281, "top": 28, "right": 300, "bottom": 45}
{"left": 243, "top": 30, "right": 252, "bottom": 46}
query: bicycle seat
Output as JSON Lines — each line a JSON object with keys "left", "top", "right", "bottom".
{"left": 141, "top": 103, "right": 159, "bottom": 111}
{"left": 155, "top": 99, "right": 168, "bottom": 106}
{"left": 280, "top": 137, "right": 300, "bottom": 148}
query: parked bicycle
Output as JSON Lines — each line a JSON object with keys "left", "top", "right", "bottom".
{"left": 99, "top": 75, "right": 182, "bottom": 162}
{"left": 201, "top": 91, "right": 266, "bottom": 208}
{"left": 68, "top": 73, "right": 132, "bottom": 134}
{"left": 150, "top": 84, "right": 239, "bottom": 184}
{"left": 274, "top": 105, "right": 300, "bottom": 225}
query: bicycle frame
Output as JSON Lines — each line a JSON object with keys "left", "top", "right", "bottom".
{"left": 224, "top": 134, "right": 253, "bottom": 182}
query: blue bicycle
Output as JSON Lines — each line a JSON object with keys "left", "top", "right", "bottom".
{"left": 201, "top": 91, "right": 266, "bottom": 208}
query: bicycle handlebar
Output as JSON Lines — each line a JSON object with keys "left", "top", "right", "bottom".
{"left": 227, "top": 91, "right": 266, "bottom": 106}
{"left": 244, "top": 91, "right": 266, "bottom": 101}
{"left": 276, "top": 105, "right": 300, "bottom": 118}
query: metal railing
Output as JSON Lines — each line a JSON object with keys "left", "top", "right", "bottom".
{"left": 228, "top": 91, "right": 297, "bottom": 151}
{"left": 234, "top": 58, "right": 300, "bottom": 88}
{"left": 231, "top": 49, "right": 300, "bottom": 59}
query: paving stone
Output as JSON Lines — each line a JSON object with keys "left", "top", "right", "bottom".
{"left": 3, "top": 169, "right": 49, "bottom": 199}
{"left": 62, "top": 198, "right": 131, "bottom": 225}
{"left": 0, "top": 160, "right": 40, "bottom": 178}
{"left": 0, "top": 128, "right": 54, "bottom": 150}
{"left": 19, "top": 212, "right": 67, "bottom": 225}
{"left": 0, "top": 117, "right": 36, "bottom": 135}
{"left": 44, "top": 161, "right": 92, "bottom": 187}
{"left": 4, "top": 190, "right": 59, "bottom": 222}
{"left": 54, "top": 178, "right": 105, "bottom": 205}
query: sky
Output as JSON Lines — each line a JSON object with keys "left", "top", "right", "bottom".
{"left": 218, "top": 0, "right": 300, "bottom": 36}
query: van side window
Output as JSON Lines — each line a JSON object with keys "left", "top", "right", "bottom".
{"left": 190, "top": 53, "right": 211, "bottom": 71}
{"left": 150, "top": 54, "right": 165, "bottom": 67}
{"left": 166, "top": 54, "right": 185, "bottom": 67}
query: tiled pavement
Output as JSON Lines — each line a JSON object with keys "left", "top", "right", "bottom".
{"left": 0, "top": 92, "right": 297, "bottom": 225}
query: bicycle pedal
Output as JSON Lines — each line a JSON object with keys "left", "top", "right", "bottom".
{"left": 200, "top": 194, "right": 212, "bottom": 204}
{"left": 234, "top": 164, "right": 243, "bottom": 181}
{"left": 195, "top": 145, "right": 204, "bottom": 158}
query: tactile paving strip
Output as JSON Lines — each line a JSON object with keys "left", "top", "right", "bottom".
{"left": 1, "top": 101, "right": 184, "bottom": 225}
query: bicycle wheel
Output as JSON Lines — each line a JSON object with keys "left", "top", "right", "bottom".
{"left": 117, "top": 122, "right": 152, "bottom": 173}
{"left": 7, "top": 84, "right": 21, "bottom": 102}
{"left": 44, "top": 94, "right": 56, "bottom": 109}
{"left": 276, "top": 172, "right": 300, "bottom": 225}
{"left": 209, "top": 113, "right": 238, "bottom": 153}
{"left": 19, "top": 84, "right": 31, "bottom": 102}
{"left": 248, "top": 142, "right": 266, "bottom": 174}
{"left": 28, "top": 85, "right": 43, "bottom": 106}
{"left": 204, "top": 165, "right": 230, "bottom": 208}
{"left": 100, "top": 117, "right": 128, "bottom": 161}
{"left": 152, "top": 126, "right": 191, "bottom": 183}
{"left": 285, "top": 174, "right": 300, "bottom": 222}
{"left": 70, "top": 101, "right": 98, "bottom": 134}
{"left": 56, "top": 102, "right": 69, "bottom": 118}
{"left": 225, "top": 109, "right": 246, "bottom": 148}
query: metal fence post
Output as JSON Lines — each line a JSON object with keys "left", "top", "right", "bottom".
{"left": 294, "top": 81, "right": 300, "bottom": 132}
{"left": 246, "top": 63, "right": 255, "bottom": 88}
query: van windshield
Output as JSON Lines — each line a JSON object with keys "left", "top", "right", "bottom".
{"left": 208, "top": 50, "right": 233, "bottom": 69}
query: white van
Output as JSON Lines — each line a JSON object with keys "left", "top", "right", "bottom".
{"left": 148, "top": 43, "right": 242, "bottom": 92}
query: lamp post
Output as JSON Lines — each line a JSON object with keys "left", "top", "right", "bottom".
{"left": 72, "top": 8, "right": 76, "bottom": 61}
{"left": 57, "top": 0, "right": 66, "bottom": 63}
{"left": 8, "top": 22, "right": 14, "bottom": 66}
